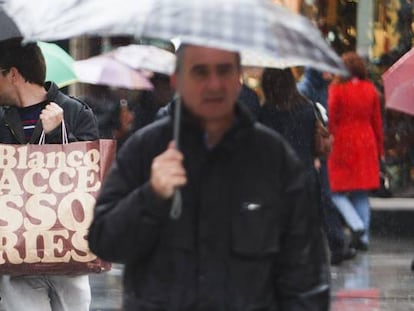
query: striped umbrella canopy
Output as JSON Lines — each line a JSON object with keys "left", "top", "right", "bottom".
{"left": 2, "top": 0, "right": 345, "bottom": 75}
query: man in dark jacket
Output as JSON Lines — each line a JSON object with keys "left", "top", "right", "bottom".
{"left": 0, "top": 39, "right": 98, "bottom": 311}
{"left": 88, "top": 44, "right": 329, "bottom": 311}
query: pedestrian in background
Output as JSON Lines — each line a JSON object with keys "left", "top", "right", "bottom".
{"left": 327, "top": 51, "right": 384, "bottom": 251}
{"left": 131, "top": 72, "right": 175, "bottom": 132}
{"left": 238, "top": 83, "right": 261, "bottom": 119}
{"left": 297, "top": 67, "right": 356, "bottom": 265}
{"left": 0, "top": 39, "right": 98, "bottom": 311}
{"left": 260, "top": 67, "right": 331, "bottom": 268}
{"left": 79, "top": 84, "right": 121, "bottom": 139}
{"left": 88, "top": 44, "right": 329, "bottom": 310}
{"left": 80, "top": 85, "right": 136, "bottom": 149}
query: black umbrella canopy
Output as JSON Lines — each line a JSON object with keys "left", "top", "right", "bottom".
{"left": 0, "top": 7, "right": 22, "bottom": 41}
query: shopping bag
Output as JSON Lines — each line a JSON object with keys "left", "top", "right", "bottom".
{"left": 0, "top": 139, "right": 116, "bottom": 275}
{"left": 313, "top": 102, "right": 333, "bottom": 157}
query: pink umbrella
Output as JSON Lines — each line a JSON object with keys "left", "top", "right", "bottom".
{"left": 112, "top": 44, "right": 176, "bottom": 75}
{"left": 382, "top": 48, "right": 414, "bottom": 116}
{"left": 73, "top": 54, "right": 153, "bottom": 90}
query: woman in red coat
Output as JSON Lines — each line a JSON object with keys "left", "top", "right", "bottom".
{"left": 327, "top": 52, "right": 384, "bottom": 250}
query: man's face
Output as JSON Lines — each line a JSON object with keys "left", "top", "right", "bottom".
{"left": 174, "top": 45, "right": 242, "bottom": 123}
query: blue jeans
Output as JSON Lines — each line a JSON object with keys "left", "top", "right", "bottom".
{"left": 332, "top": 191, "right": 370, "bottom": 243}
{"left": 0, "top": 275, "right": 90, "bottom": 311}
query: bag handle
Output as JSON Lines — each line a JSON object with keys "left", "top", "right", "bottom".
{"left": 313, "top": 102, "right": 328, "bottom": 126}
{"left": 38, "top": 120, "right": 68, "bottom": 145}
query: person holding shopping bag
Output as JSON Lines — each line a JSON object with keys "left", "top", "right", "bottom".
{"left": 0, "top": 38, "right": 98, "bottom": 311}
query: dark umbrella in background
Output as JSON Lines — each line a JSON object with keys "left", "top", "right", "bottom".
{"left": 0, "top": 4, "right": 21, "bottom": 41}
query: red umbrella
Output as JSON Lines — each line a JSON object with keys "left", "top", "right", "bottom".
{"left": 382, "top": 48, "right": 414, "bottom": 116}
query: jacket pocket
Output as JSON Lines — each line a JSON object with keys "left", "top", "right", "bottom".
{"left": 231, "top": 202, "right": 281, "bottom": 256}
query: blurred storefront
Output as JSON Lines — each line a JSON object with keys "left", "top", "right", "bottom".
{"left": 298, "top": 0, "right": 414, "bottom": 197}
{"left": 264, "top": 1, "right": 414, "bottom": 197}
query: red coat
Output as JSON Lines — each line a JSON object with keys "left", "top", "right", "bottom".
{"left": 327, "top": 78, "right": 384, "bottom": 192}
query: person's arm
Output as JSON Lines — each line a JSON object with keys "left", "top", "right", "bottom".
{"left": 88, "top": 138, "right": 186, "bottom": 263}
{"left": 44, "top": 100, "right": 99, "bottom": 142}
{"left": 274, "top": 150, "right": 330, "bottom": 310}
{"left": 66, "top": 101, "right": 99, "bottom": 142}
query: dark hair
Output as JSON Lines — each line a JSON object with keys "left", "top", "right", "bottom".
{"left": 262, "top": 68, "right": 305, "bottom": 110}
{"left": 0, "top": 38, "right": 46, "bottom": 85}
{"left": 341, "top": 51, "right": 367, "bottom": 80}
{"left": 175, "top": 44, "right": 241, "bottom": 73}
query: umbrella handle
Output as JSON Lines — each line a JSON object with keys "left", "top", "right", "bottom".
{"left": 173, "top": 96, "right": 181, "bottom": 145}
{"left": 170, "top": 190, "right": 182, "bottom": 219}
{"left": 170, "top": 96, "right": 182, "bottom": 219}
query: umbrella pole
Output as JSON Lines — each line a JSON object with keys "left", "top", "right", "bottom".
{"left": 173, "top": 96, "right": 181, "bottom": 145}
{"left": 170, "top": 96, "right": 182, "bottom": 219}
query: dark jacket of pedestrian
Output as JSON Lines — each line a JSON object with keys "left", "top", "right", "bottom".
{"left": 260, "top": 68, "right": 316, "bottom": 170}
{"left": 259, "top": 67, "right": 330, "bottom": 272}
{"left": 79, "top": 85, "right": 120, "bottom": 140}
{"left": 297, "top": 67, "right": 329, "bottom": 109}
{"left": 0, "top": 82, "right": 98, "bottom": 144}
{"left": 296, "top": 68, "right": 350, "bottom": 263}
{"left": 88, "top": 102, "right": 329, "bottom": 311}
{"left": 238, "top": 83, "right": 261, "bottom": 119}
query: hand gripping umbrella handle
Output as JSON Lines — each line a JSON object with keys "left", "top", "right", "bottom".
{"left": 170, "top": 96, "right": 182, "bottom": 220}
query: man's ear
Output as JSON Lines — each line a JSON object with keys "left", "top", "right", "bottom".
{"left": 8, "top": 67, "right": 21, "bottom": 83}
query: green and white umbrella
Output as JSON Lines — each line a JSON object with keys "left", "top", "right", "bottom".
{"left": 37, "top": 41, "right": 77, "bottom": 88}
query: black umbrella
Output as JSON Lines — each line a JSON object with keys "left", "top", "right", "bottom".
{"left": 0, "top": 7, "right": 22, "bottom": 41}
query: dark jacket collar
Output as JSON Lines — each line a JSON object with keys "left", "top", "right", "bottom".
{"left": 45, "top": 81, "right": 60, "bottom": 102}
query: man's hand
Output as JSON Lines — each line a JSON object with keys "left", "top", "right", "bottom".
{"left": 40, "top": 102, "right": 64, "bottom": 134}
{"left": 151, "top": 141, "right": 187, "bottom": 199}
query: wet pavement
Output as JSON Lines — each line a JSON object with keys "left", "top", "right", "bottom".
{"left": 90, "top": 264, "right": 123, "bottom": 311}
{"left": 330, "top": 234, "right": 414, "bottom": 311}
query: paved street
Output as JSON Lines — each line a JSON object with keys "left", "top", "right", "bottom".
{"left": 331, "top": 234, "right": 414, "bottom": 311}
{"left": 90, "top": 264, "right": 123, "bottom": 311}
